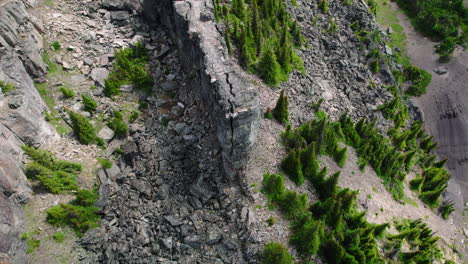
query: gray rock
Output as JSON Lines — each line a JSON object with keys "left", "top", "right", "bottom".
{"left": 165, "top": 216, "right": 183, "bottom": 227}
{"left": 110, "top": 11, "right": 130, "bottom": 21}
{"left": 384, "top": 45, "right": 393, "bottom": 55}
{"left": 98, "top": 126, "right": 115, "bottom": 141}
{"left": 90, "top": 68, "right": 109, "bottom": 87}
{"left": 184, "top": 235, "right": 202, "bottom": 249}
{"left": 434, "top": 67, "right": 448, "bottom": 75}
{"left": 160, "top": 81, "right": 177, "bottom": 92}
{"left": 160, "top": 237, "right": 173, "bottom": 249}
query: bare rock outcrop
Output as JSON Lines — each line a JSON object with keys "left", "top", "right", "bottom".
{"left": 0, "top": 0, "right": 56, "bottom": 262}
{"left": 144, "top": 0, "right": 260, "bottom": 178}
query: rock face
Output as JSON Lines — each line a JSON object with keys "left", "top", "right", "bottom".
{"left": 144, "top": 0, "right": 260, "bottom": 177}
{"left": 0, "top": 0, "right": 56, "bottom": 262}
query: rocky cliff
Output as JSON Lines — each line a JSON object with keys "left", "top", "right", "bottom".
{"left": 0, "top": 0, "right": 55, "bottom": 262}
{"left": 144, "top": 0, "right": 260, "bottom": 178}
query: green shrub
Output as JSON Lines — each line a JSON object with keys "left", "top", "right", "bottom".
{"left": 334, "top": 147, "right": 347, "bottom": 167}
{"left": 264, "top": 111, "right": 274, "bottom": 120}
{"left": 419, "top": 185, "right": 445, "bottom": 208}
{"left": 277, "top": 190, "right": 308, "bottom": 219}
{"left": 316, "top": 171, "right": 340, "bottom": 199}
{"left": 98, "top": 158, "right": 112, "bottom": 169}
{"left": 272, "top": 90, "right": 289, "bottom": 124}
{"left": 52, "top": 41, "right": 61, "bottom": 51}
{"left": 260, "top": 242, "right": 293, "bottom": 264}
{"left": 26, "top": 239, "right": 40, "bottom": 253}
{"left": 46, "top": 203, "right": 100, "bottom": 236}
{"left": 68, "top": 111, "right": 99, "bottom": 144}
{"left": 439, "top": 200, "right": 455, "bottom": 219}
{"left": 0, "top": 80, "right": 16, "bottom": 94}
{"left": 291, "top": 219, "right": 324, "bottom": 255}
{"left": 262, "top": 173, "right": 285, "bottom": 200}
{"left": 104, "top": 42, "right": 153, "bottom": 97}
{"left": 281, "top": 149, "right": 304, "bottom": 185}
{"left": 107, "top": 116, "right": 128, "bottom": 138}
{"left": 319, "top": 0, "right": 329, "bottom": 13}
{"left": 113, "top": 148, "right": 123, "bottom": 155}
{"left": 59, "top": 87, "right": 75, "bottom": 98}
{"left": 82, "top": 94, "right": 97, "bottom": 112}
{"left": 52, "top": 231, "right": 65, "bottom": 243}
{"left": 370, "top": 58, "right": 380, "bottom": 73}
{"left": 129, "top": 110, "right": 139, "bottom": 122}
{"left": 409, "top": 176, "right": 424, "bottom": 192}
{"left": 74, "top": 189, "right": 99, "bottom": 206}
{"left": 404, "top": 66, "right": 432, "bottom": 96}
{"left": 257, "top": 47, "right": 284, "bottom": 87}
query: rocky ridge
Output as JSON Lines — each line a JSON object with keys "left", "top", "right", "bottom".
{"left": 0, "top": 0, "right": 56, "bottom": 262}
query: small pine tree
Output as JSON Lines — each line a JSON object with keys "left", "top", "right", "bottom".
{"left": 319, "top": 0, "right": 329, "bottom": 13}
{"left": 260, "top": 242, "right": 293, "bottom": 264}
{"left": 317, "top": 171, "right": 340, "bottom": 199}
{"left": 272, "top": 90, "right": 289, "bottom": 124}
{"left": 281, "top": 149, "right": 304, "bottom": 185}
{"left": 301, "top": 143, "right": 320, "bottom": 181}
{"left": 409, "top": 176, "right": 425, "bottom": 192}
{"left": 82, "top": 94, "right": 97, "bottom": 113}
{"left": 291, "top": 220, "right": 324, "bottom": 255}
{"left": 334, "top": 147, "right": 347, "bottom": 168}
{"left": 262, "top": 173, "right": 286, "bottom": 200}
{"left": 68, "top": 111, "right": 97, "bottom": 144}
{"left": 257, "top": 47, "right": 283, "bottom": 87}
{"left": 419, "top": 185, "right": 446, "bottom": 208}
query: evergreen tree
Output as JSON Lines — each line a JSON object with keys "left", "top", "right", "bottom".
{"left": 319, "top": 0, "right": 329, "bottom": 13}
{"left": 419, "top": 185, "right": 446, "bottom": 208}
{"left": 301, "top": 143, "right": 320, "bottom": 181}
{"left": 262, "top": 173, "right": 286, "bottom": 200}
{"left": 281, "top": 149, "right": 304, "bottom": 185}
{"left": 232, "top": 0, "right": 246, "bottom": 20}
{"left": 240, "top": 28, "right": 255, "bottom": 69}
{"left": 260, "top": 242, "right": 293, "bottom": 264}
{"left": 273, "top": 90, "right": 289, "bottom": 124}
{"left": 317, "top": 171, "right": 340, "bottom": 199}
{"left": 257, "top": 47, "right": 283, "bottom": 86}
{"left": 334, "top": 146, "right": 347, "bottom": 168}
{"left": 291, "top": 220, "right": 324, "bottom": 256}
{"left": 409, "top": 176, "right": 425, "bottom": 192}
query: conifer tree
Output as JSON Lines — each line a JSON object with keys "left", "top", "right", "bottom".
{"left": 419, "top": 185, "right": 446, "bottom": 208}
{"left": 301, "top": 143, "right": 320, "bottom": 181}
{"left": 291, "top": 220, "right": 324, "bottom": 256}
{"left": 272, "top": 90, "right": 289, "bottom": 124}
{"left": 334, "top": 146, "right": 347, "bottom": 168}
{"left": 232, "top": 0, "right": 246, "bottom": 20}
{"left": 318, "top": 171, "right": 340, "bottom": 199}
{"left": 409, "top": 176, "right": 425, "bottom": 192}
{"left": 225, "top": 28, "right": 233, "bottom": 55}
{"left": 240, "top": 28, "right": 255, "bottom": 69}
{"left": 319, "top": 0, "right": 329, "bottom": 13}
{"left": 281, "top": 149, "right": 304, "bottom": 185}
{"left": 257, "top": 47, "right": 283, "bottom": 86}
{"left": 262, "top": 173, "right": 286, "bottom": 200}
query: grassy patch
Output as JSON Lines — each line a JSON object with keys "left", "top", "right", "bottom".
{"left": 46, "top": 189, "right": 101, "bottom": 236}
{"left": 375, "top": 0, "right": 411, "bottom": 66}
{"left": 0, "top": 80, "right": 16, "bottom": 94}
{"left": 52, "top": 231, "right": 65, "bottom": 243}
{"left": 104, "top": 42, "right": 153, "bottom": 97}
{"left": 22, "top": 145, "right": 82, "bottom": 194}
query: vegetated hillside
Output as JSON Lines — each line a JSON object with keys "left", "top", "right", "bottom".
{"left": 391, "top": 0, "right": 468, "bottom": 62}
{"left": 234, "top": 0, "right": 466, "bottom": 263}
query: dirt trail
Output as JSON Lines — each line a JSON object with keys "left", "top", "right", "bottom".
{"left": 384, "top": 2, "right": 468, "bottom": 217}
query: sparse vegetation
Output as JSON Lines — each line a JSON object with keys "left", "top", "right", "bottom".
{"left": 107, "top": 111, "right": 128, "bottom": 138}
{"left": 82, "top": 94, "right": 97, "bottom": 113}
{"left": 68, "top": 110, "right": 103, "bottom": 146}
{"left": 52, "top": 41, "right": 61, "bottom": 51}
{"left": 260, "top": 242, "right": 293, "bottom": 264}
{"left": 46, "top": 188, "right": 100, "bottom": 236}
{"left": 52, "top": 231, "right": 65, "bottom": 243}
{"left": 104, "top": 42, "right": 153, "bottom": 97}
{"left": 98, "top": 158, "right": 112, "bottom": 169}
{"left": 22, "top": 145, "right": 81, "bottom": 194}
{"left": 392, "top": 0, "right": 467, "bottom": 61}
{"left": 403, "top": 65, "right": 432, "bottom": 96}
{"left": 0, "top": 80, "right": 16, "bottom": 94}
{"left": 59, "top": 87, "right": 75, "bottom": 98}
